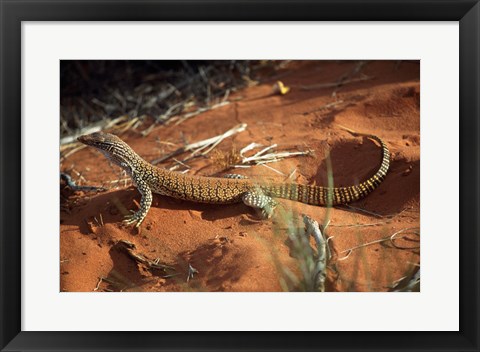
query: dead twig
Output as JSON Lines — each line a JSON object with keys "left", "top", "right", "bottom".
{"left": 338, "top": 227, "right": 420, "bottom": 261}
{"left": 116, "top": 240, "right": 175, "bottom": 272}
{"left": 60, "top": 144, "right": 87, "bottom": 161}
{"left": 303, "top": 214, "right": 330, "bottom": 292}
{"left": 187, "top": 263, "right": 199, "bottom": 282}
{"left": 60, "top": 172, "right": 106, "bottom": 192}
{"left": 392, "top": 270, "right": 420, "bottom": 292}
{"left": 93, "top": 276, "right": 121, "bottom": 292}
{"left": 284, "top": 168, "right": 297, "bottom": 182}
{"left": 60, "top": 115, "right": 132, "bottom": 145}
{"left": 300, "top": 75, "right": 373, "bottom": 91}
{"left": 170, "top": 101, "right": 230, "bottom": 126}
{"left": 151, "top": 123, "right": 247, "bottom": 165}
{"left": 229, "top": 142, "right": 312, "bottom": 169}
{"left": 302, "top": 100, "right": 345, "bottom": 115}
{"left": 338, "top": 204, "right": 414, "bottom": 219}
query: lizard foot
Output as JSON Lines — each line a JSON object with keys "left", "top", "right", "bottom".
{"left": 242, "top": 192, "right": 278, "bottom": 219}
{"left": 123, "top": 210, "right": 146, "bottom": 228}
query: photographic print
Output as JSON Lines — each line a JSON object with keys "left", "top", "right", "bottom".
{"left": 60, "top": 60, "right": 420, "bottom": 292}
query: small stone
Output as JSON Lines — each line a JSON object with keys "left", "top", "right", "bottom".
{"left": 272, "top": 81, "right": 290, "bottom": 95}
{"left": 402, "top": 165, "right": 413, "bottom": 176}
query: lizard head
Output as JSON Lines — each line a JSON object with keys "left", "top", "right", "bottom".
{"left": 78, "top": 132, "right": 139, "bottom": 171}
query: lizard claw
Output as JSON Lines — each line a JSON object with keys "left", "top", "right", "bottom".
{"left": 123, "top": 212, "right": 145, "bottom": 228}
{"left": 242, "top": 192, "right": 278, "bottom": 220}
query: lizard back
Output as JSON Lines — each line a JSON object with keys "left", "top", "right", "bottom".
{"left": 139, "top": 130, "right": 389, "bottom": 206}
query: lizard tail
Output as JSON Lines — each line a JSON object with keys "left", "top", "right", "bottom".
{"left": 264, "top": 128, "right": 390, "bottom": 205}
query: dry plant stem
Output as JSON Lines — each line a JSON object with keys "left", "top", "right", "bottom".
{"left": 243, "top": 150, "right": 311, "bottom": 164}
{"left": 61, "top": 61, "right": 271, "bottom": 138}
{"left": 117, "top": 240, "right": 174, "bottom": 271}
{"left": 116, "top": 116, "right": 141, "bottom": 134}
{"left": 171, "top": 101, "right": 230, "bottom": 126}
{"left": 60, "top": 126, "right": 104, "bottom": 145}
{"left": 60, "top": 144, "right": 87, "bottom": 161}
{"left": 303, "top": 100, "right": 345, "bottom": 115}
{"left": 230, "top": 143, "right": 312, "bottom": 168}
{"left": 338, "top": 227, "right": 420, "bottom": 261}
{"left": 93, "top": 277, "right": 103, "bottom": 291}
{"left": 389, "top": 228, "right": 421, "bottom": 250}
{"left": 60, "top": 172, "right": 106, "bottom": 192}
{"left": 393, "top": 270, "right": 420, "bottom": 292}
{"left": 187, "top": 264, "right": 199, "bottom": 282}
{"left": 323, "top": 150, "right": 334, "bottom": 229}
{"left": 339, "top": 204, "right": 413, "bottom": 219}
{"left": 299, "top": 75, "right": 374, "bottom": 91}
{"left": 106, "top": 178, "right": 131, "bottom": 188}
{"left": 155, "top": 100, "right": 191, "bottom": 124}
{"left": 338, "top": 61, "right": 369, "bottom": 84}
{"left": 303, "top": 214, "right": 329, "bottom": 292}
{"left": 284, "top": 168, "right": 297, "bottom": 181}
{"left": 60, "top": 115, "right": 131, "bottom": 145}
{"left": 171, "top": 158, "right": 192, "bottom": 170}
{"left": 93, "top": 276, "right": 119, "bottom": 291}
{"left": 260, "top": 163, "right": 285, "bottom": 176}
{"left": 329, "top": 219, "right": 394, "bottom": 228}
{"left": 151, "top": 123, "right": 247, "bottom": 165}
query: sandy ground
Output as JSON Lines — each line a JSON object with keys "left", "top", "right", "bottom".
{"left": 60, "top": 61, "right": 420, "bottom": 292}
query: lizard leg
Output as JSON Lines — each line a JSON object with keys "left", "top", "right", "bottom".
{"left": 223, "top": 174, "right": 248, "bottom": 179}
{"left": 123, "top": 176, "right": 152, "bottom": 228}
{"left": 242, "top": 191, "right": 278, "bottom": 219}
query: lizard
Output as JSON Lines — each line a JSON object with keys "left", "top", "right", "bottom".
{"left": 78, "top": 128, "right": 390, "bottom": 227}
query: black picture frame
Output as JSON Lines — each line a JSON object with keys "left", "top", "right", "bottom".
{"left": 1, "top": 1, "right": 478, "bottom": 351}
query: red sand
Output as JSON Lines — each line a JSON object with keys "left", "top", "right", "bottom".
{"left": 60, "top": 61, "right": 420, "bottom": 292}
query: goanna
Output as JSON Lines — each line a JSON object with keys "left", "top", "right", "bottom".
{"left": 78, "top": 129, "right": 390, "bottom": 227}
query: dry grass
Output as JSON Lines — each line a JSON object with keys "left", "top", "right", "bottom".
{"left": 60, "top": 60, "right": 291, "bottom": 139}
